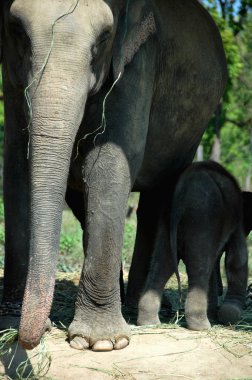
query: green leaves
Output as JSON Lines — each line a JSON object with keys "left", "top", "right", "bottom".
{"left": 201, "top": 1, "right": 252, "bottom": 188}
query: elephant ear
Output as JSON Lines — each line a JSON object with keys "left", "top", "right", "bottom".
{"left": 112, "top": 1, "right": 156, "bottom": 79}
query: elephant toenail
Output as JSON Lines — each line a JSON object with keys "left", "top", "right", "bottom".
{"left": 70, "top": 336, "right": 89, "bottom": 350}
{"left": 114, "top": 337, "right": 129, "bottom": 350}
{"left": 92, "top": 340, "right": 113, "bottom": 352}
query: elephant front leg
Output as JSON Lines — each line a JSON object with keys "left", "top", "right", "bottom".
{"left": 68, "top": 146, "right": 131, "bottom": 351}
{"left": 0, "top": 93, "right": 30, "bottom": 330}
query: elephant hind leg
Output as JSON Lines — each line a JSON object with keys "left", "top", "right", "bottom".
{"left": 218, "top": 227, "right": 248, "bottom": 325}
{"left": 137, "top": 215, "right": 174, "bottom": 326}
{"left": 125, "top": 191, "right": 162, "bottom": 308}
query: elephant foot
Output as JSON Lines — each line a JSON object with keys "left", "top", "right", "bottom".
{"left": 137, "top": 289, "right": 161, "bottom": 326}
{"left": 0, "top": 301, "right": 22, "bottom": 330}
{"left": 218, "top": 302, "right": 242, "bottom": 325}
{"left": 68, "top": 310, "right": 130, "bottom": 351}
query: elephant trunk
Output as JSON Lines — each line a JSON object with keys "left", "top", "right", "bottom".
{"left": 18, "top": 81, "right": 87, "bottom": 349}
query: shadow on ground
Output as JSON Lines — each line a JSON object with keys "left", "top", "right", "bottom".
{"left": 0, "top": 276, "right": 78, "bottom": 379}
{"left": 0, "top": 275, "right": 252, "bottom": 379}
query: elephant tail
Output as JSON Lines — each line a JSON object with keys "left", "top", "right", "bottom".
{"left": 170, "top": 190, "right": 182, "bottom": 303}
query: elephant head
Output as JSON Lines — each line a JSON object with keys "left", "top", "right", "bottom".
{"left": 2, "top": 0, "right": 156, "bottom": 348}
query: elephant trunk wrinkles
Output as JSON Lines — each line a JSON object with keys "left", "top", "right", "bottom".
{"left": 19, "top": 90, "right": 86, "bottom": 349}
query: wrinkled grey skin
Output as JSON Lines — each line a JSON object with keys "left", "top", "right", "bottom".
{"left": 0, "top": 0, "right": 227, "bottom": 350}
{"left": 138, "top": 161, "right": 248, "bottom": 330}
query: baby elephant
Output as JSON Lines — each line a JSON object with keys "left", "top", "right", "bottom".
{"left": 138, "top": 161, "right": 248, "bottom": 330}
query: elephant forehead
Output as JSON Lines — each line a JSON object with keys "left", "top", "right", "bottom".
{"left": 9, "top": 0, "right": 114, "bottom": 38}
{"left": 10, "top": 0, "right": 76, "bottom": 23}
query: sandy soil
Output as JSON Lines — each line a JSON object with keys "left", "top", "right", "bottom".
{"left": 1, "top": 272, "right": 252, "bottom": 380}
{"left": 1, "top": 323, "right": 252, "bottom": 380}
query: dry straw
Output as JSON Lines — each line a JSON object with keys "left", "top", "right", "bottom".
{"left": 0, "top": 329, "right": 52, "bottom": 379}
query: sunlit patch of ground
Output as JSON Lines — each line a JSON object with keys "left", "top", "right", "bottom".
{"left": 0, "top": 270, "right": 252, "bottom": 380}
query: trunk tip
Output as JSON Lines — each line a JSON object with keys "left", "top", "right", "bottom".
{"left": 18, "top": 334, "right": 41, "bottom": 350}
{"left": 19, "top": 316, "right": 52, "bottom": 349}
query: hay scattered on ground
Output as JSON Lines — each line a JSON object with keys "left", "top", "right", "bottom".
{"left": 0, "top": 271, "right": 252, "bottom": 379}
{"left": 0, "top": 328, "right": 18, "bottom": 356}
{"left": 0, "top": 329, "right": 51, "bottom": 380}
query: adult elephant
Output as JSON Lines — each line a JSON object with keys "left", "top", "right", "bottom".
{"left": 0, "top": 0, "right": 227, "bottom": 351}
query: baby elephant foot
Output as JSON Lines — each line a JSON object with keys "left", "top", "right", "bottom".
{"left": 185, "top": 288, "right": 211, "bottom": 330}
{"left": 218, "top": 302, "right": 242, "bottom": 325}
{"left": 68, "top": 310, "right": 130, "bottom": 351}
{"left": 137, "top": 290, "right": 161, "bottom": 326}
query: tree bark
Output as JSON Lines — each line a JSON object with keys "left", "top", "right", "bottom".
{"left": 210, "top": 104, "right": 222, "bottom": 162}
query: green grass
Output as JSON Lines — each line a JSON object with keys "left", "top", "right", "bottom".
{"left": 58, "top": 207, "right": 83, "bottom": 272}
{"left": 0, "top": 329, "right": 52, "bottom": 380}
{"left": 0, "top": 191, "right": 250, "bottom": 281}
{"left": 0, "top": 195, "right": 138, "bottom": 273}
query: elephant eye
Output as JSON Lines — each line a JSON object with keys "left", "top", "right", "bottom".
{"left": 92, "top": 30, "right": 112, "bottom": 58}
{"left": 96, "top": 30, "right": 112, "bottom": 46}
{"left": 9, "top": 22, "right": 27, "bottom": 45}
{"left": 8, "top": 14, "right": 23, "bottom": 33}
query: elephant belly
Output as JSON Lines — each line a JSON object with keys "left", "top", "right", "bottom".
{"left": 134, "top": 108, "right": 213, "bottom": 190}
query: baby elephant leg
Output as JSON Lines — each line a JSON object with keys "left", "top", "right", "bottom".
{"left": 184, "top": 243, "right": 217, "bottom": 331}
{"left": 218, "top": 227, "right": 248, "bottom": 325}
{"left": 207, "top": 262, "right": 220, "bottom": 320}
{"left": 185, "top": 285, "right": 211, "bottom": 331}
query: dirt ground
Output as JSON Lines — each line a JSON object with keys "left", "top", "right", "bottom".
{"left": 0, "top": 273, "right": 252, "bottom": 380}
{"left": 1, "top": 324, "right": 252, "bottom": 380}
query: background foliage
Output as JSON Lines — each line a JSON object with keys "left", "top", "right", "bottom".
{"left": 200, "top": 0, "right": 252, "bottom": 189}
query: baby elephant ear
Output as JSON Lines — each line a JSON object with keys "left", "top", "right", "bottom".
{"left": 112, "top": 1, "right": 156, "bottom": 80}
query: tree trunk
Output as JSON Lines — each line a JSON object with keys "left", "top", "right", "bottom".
{"left": 196, "top": 144, "right": 203, "bottom": 162}
{"left": 245, "top": 169, "right": 251, "bottom": 191}
{"left": 210, "top": 104, "right": 222, "bottom": 163}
